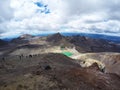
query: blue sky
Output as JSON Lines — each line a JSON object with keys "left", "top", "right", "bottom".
{"left": 0, "top": 0, "right": 120, "bottom": 38}
{"left": 35, "top": 2, "right": 50, "bottom": 14}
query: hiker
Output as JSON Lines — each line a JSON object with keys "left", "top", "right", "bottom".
{"left": 29, "top": 55, "right": 32, "bottom": 58}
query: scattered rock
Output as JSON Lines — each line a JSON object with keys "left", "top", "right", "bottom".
{"left": 44, "top": 65, "right": 51, "bottom": 70}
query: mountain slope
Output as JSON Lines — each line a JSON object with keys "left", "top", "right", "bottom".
{"left": 69, "top": 35, "right": 120, "bottom": 52}
{"left": 11, "top": 34, "right": 34, "bottom": 44}
{"left": 0, "top": 39, "right": 7, "bottom": 46}
{"left": 0, "top": 53, "right": 120, "bottom": 90}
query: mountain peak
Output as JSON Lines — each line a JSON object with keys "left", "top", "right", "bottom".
{"left": 19, "top": 34, "right": 34, "bottom": 39}
{"left": 53, "top": 32, "right": 62, "bottom": 36}
{"left": 46, "top": 33, "right": 63, "bottom": 42}
{"left": 11, "top": 34, "right": 34, "bottom": 44}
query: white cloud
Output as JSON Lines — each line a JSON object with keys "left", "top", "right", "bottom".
{"left": 1, "top": 0, "right": 120, "bottom": 38}
{"left": 0, "top": 0, "right": 13, "bottom": 22}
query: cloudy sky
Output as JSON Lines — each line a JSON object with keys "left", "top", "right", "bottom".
{"left": 0, "top": 0, "right": 120, "bottom": 38}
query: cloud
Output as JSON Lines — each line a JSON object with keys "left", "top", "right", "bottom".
{"left": 62, "top": 0, "right": 120, "bottom": 35}
{"left": 1, "top": 0, "right": 120, "bottom": 38}
{"left": 0, "top": 0, "right": 14, "bottom": 22}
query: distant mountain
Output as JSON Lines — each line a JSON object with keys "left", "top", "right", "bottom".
{"left": 11, "top": 34, "right": 34, "bottom": 44}
{"left": 68, "top": 35, "right": 120, "bottom": 52}
{"left": 46, "top": 33, "right": 63, "bottom": 42}
{"left": 61, "top": 33, "right": 120, "bottom": 43}
{"left": 18, "top": 34, "right": 34, "bottom": 39}
{"left": 1, "top": 33, "right": 120, "bottom": 56}
{"left": 1, "top": 32, "right": 120, "bottom": 43}
{"left": 46, "top": 33, "right": 74, "bottom": 47}
{"left": 46, "top": 33, "right": 120, "bottom": 52}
